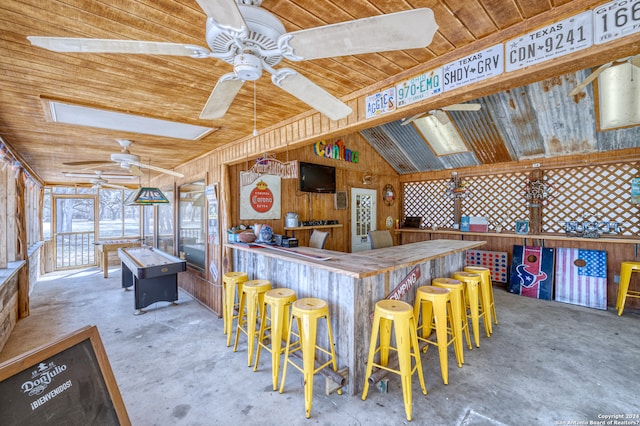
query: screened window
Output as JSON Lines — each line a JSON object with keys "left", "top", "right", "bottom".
{"left": 178, "top": 180, "right": 205, "bottom": 271}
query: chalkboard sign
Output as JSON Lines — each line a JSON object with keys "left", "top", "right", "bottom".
{"left": 0, "top": 325, "right": 130, "bottom": 425}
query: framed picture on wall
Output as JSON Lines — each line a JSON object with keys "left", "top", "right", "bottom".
{"left": 515, "top": 219, "right": 530, "bottom": 235}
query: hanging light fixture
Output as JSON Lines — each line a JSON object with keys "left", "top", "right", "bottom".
{"left": 125, "top": 161, "right": 170, "bottom": 205}
{"left": 125, "top": 187, "right": 170, "bottom": 205}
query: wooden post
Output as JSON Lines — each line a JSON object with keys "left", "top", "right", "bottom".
{"left": 529, "top": 169, "right": 543, "bottom": 235}
{"left": 0, "top": 166, "right": 7, "bottom": 269}
{"left": 16, "top": 171, "right": 29, "bottom": 318}
{"left": 222, "top": 164, "right": 232, "bottom": 273}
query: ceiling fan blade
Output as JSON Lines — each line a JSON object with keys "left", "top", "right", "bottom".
{"left": 63, "top": 160, "right": 113, "bottom": 167}
{"left": 200, "top": 73, "right": 244, "bottom": 119}
{"left": 400, "top": 112, "right": 427, "bottom": 126}
{"left": 129, "top": 165, "right": 145, "bottom": 177}
{"left": 278, "top": 8, "right": 437, "bottom": 61}
{"left": 568, "top": 62, "right": 612, "bottom": 97}
{"left": 272, "top": 69, "right": 352, "bottom": 121}
{"left": 129, "top": 161, "right": 185, "bottom": 178}
{"left": 27, "top": 37, "right": 210, "bottom": 57}
{"left": 433, "top": 110, "right": 450, "bottom": 125}
{"left": 442, "top": 103, "right": 481, "bottom": 111}
{"left": 102, "top": 182, "right": 130, "bottom": 190}
{"left": 63, "top": 172, "right": 134, "bottom": 179}
{"left": 630, "top": 55, "right": 640, "bottom": 67}
{"left": 195, "top": 0, "right": 246, "bottom": 32}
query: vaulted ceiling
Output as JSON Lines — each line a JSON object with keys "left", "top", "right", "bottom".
{"left": 0, "top": 0, "right": 638, "bottom": 185}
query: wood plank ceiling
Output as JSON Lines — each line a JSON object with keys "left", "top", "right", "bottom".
{"left": 0, "top": 0, "right": 636, "bottom": 185}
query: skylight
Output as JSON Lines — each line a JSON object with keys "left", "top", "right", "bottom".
{"left": 413, "top": 113, "right": 469, "bottom": 156}
{"left": 46, "top": 100, "right": 217, "bottom": 140}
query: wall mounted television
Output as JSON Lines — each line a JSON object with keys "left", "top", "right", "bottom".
{"left": 299, "top": 162, "right": 336, "bottom": 193}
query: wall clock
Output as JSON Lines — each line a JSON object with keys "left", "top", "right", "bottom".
{"left": 385, "top": 216, "right": 394, "bottom": 229}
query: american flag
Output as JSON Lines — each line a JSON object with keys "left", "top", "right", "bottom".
{"left": 555, "top": 248, "right": 607, "bottom": 310}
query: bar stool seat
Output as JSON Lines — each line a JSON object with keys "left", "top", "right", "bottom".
{"left": 432, "top": 277, "right": 471, "bottom": 360}
{"left": 234, "top": 279, "right": 272, "bottom": 366}
{"left": 222, "top": 271, "right": 248, "bottom": 347}
{"left": 280, "top": 298, "right": 342, "bottom": 419}
{"left": 254, "top": 288, "right": 297, "bottom": 391}
{"left": 464, "top": 266, "right": 498, "bottom": 330}
{"left": 616, "top": 261, "right": 640, "bottom": 316}
{"left": 362, "top": 299, "right": 426, "bottom": 422}
{"left": 413, "top": 285, "right": 459, "bottom": 385}
{"left": 452, "top": 271, "right": 490, "bottom": 348}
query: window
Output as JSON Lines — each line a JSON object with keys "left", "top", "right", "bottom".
{"left": 157, "top": 188, "right": 174, "bottom": 255}
{"left": 99, "top": 189, "right": 140, "bottom": 238}
{"left": 178, "top": 180, "right": 205, "bottom": 271}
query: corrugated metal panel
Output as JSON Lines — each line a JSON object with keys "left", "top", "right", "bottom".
{"left": 450, "top": 100, "right": 513, "bottom": 164}
{"left": 359, "top": 126, "right": 420, "bottom": 174}
{"left": 527, "top": 71, "right": 598, "bottom": 156}
{"left": 492, "top": 88, "right": 545, "bottom": 159}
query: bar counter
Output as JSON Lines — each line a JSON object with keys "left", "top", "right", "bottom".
{"left": 228, "top": 239, "right": 485, "bottom": 395}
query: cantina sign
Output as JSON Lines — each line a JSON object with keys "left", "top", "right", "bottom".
{"left": 314, "top": 139, "right": 359, "bottom": 163}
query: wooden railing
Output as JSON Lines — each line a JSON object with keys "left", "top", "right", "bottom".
{"left": 55, "top": 231, "right": 95, "bottom": 269}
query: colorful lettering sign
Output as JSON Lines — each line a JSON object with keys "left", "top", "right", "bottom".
{"left": 313, "top": 139, "right": 359, "bottom": 163}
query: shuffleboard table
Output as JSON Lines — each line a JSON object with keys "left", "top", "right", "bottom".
{"left": 118, "top": 247, "right": 186, "bottom": 315}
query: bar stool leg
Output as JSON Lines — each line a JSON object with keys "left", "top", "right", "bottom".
{"left": 226, "top": 280, "right": 244, "bottom": 347}
{"left": 379, "top": 317, "right": 392, "bottom": 366}
{"left": 361, "top": 314, "right": 381, "bottom": 401}
{"left": 466, "top": 281, "right": 481, "bottom": 348}
{"left": 617, "top": 264, "right": 631, "bottom": 315}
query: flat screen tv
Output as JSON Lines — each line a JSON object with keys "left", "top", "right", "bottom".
{"left": 299, "top": 162, "right": 336, "bottom": 193}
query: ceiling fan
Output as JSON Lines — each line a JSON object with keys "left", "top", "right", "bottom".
{"left": 27, "top": 0, "right": 438, "bottom": 122}
{"left": 62, "top": 139, "right": 184, "bottom": 178}
{"left": 400, "top": 103, "right": 482, "bottom": 126}
{"left": 568, "top": 55, "right": 640, "bottom": 97}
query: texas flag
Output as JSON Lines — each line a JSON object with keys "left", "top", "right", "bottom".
{"left": 555, "top": 248, "right": 607, "bottom": 310}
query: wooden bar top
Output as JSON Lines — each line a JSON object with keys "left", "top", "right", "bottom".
{"left": 227, "top": 239, "right": 485, "bottom": 279}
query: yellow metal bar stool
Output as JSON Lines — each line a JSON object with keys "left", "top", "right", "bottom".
{"left": 464, "top": 266, "right": 498, "bottom": 330}
{"left": 452, "top": 271, "right": 489, "bottom": 348}
{"left": 254, "top": 288, "right": 297, "bottom": 391}
{"left": 616, "top": 261, "right": 640, "bottom": 316}
{"left": 432, "top": 277, "right": 471, "bottom": 360}
{"left": 234, "top": 279, "right": 272, "bottom": 366}
{"left": 362, "top": 299, "right": 426, "bottom": 422}
{"left": 279, "top": 298, "right": 342, "bottom": 419}
{"left": 413, "top": 285, "right": 459, "bottom": 385}
{"left": 222, "top": 271, "right": 248, "bottom": 347}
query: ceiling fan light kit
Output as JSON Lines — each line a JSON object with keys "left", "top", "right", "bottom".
{"left": 28, "top": 0, "right": 438, "bottom": 123}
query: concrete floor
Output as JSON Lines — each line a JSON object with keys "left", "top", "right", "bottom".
{"left": 1, "top": 266, "right": 640, "bottom": 426}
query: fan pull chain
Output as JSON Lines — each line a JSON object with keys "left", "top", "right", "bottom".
{"left": 253, "top": 81, "right": 258, "bottom": 137}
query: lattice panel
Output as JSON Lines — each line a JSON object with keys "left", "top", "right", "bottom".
{"left": 461, "top": 173, "right": 529, "bottom": 231}
{"left": 403, "top": 163, "right": 638, "bottom": 236}
{"left": 545, "top": 163, "right": 639, "bottom": 236}
{"left": 403, "top": 180, "right": 454, "bottom": 228}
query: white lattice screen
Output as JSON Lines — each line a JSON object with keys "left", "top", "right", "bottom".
{"left": 403, "top": 163, "right": 639, "bottom": 236}
{"left": 545, "top": 163, "right": 639, "bottom": 235}
{"left": 460, "top": 173, "right": 529, "bottom": 231}
{"left": 403, "top": 180, "right": 454, "bottom": 228}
